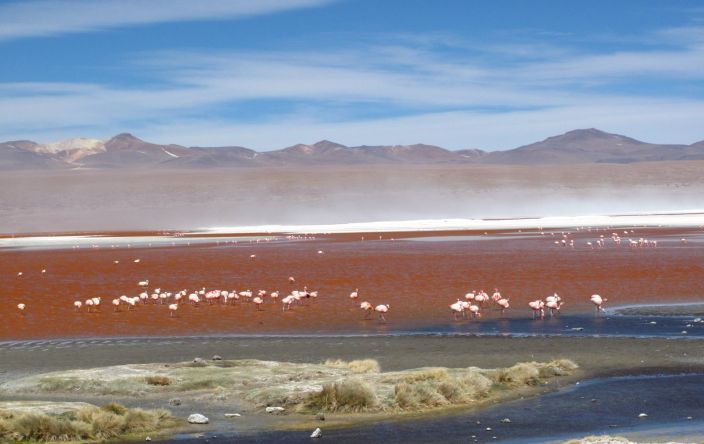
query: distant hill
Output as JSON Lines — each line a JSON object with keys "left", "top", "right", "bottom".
{"left": 2, "top": 128, "right": 703, "bottom": 170}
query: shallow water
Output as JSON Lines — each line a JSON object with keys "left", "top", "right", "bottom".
{"left": 1, "top": 228, "right": 703, "bottom": 340}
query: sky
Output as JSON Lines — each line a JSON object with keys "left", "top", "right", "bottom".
{"left": 0, "top": 0, "right": 703, "bottom": 151}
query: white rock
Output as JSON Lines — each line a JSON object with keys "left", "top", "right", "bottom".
{"left": 310, "top": 427, "right": 322, "bottom": 438}
{"left": 224, "top": 413, "right": 241, "bottom": 418}
{"left": 266, "top": 406, "right": 285, "bottom": 414}
{"left": 638, "top": 413, "right": 648, "bottom": 418}
{"left": 187, "top": 413, "right": 209, "bottom": 424}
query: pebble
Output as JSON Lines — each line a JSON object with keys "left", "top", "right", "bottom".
{"left": 224, "top": 413, "right": 241, "bottom": 418}
{"left": 310, "top": 428, "right": 322, "bottom": 438}
{"left": 212, "top": 355, "right": 223, "bottom": 361}
{"left": 187, "top": 413, "right": 209, "bottom": 424}
{"left": 193, "top": 357, "right": 206, "bottom": 364}
{"left": 500, "top": 418, "right": 511, "bottom": 423}
{"left": 169, "top": 398, "right": 182, "bottom": 406}
{"left": 638, "top": 413, "right": 648, "bottom": 418}
{"left": 145, "top": 437, "right": 151, "bottom": 441}
{"left": 266, "top": 406, "right": 285, "bottom": 414}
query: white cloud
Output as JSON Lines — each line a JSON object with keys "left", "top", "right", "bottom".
{"left": 1, "top": 23, "right": 704, "bottom": 148}
{"left": 0, "top": 0, "right": 334, "bottom": 40}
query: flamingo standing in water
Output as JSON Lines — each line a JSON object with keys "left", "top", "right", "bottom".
{"left": 590, "top": 294, "right": 607, "bottom": 314}
{"left": 474, "top": 291, "right": 488, "bottom": 306}
{"left": 168, "top": 303, "right": 178, "bottom": 317}
{"left": 546, "top": 298, "right": 563, "bottom": 317}
{"left": 496, "top": 298, "right": 510, "bottom": 315}
{"left": 468, "top": 304, "right": 481, "bottom": 318}
{"left": 252, "top": 296, "right": 264, "bottom": 310}
{"left": 528, "top": 300, "right": 545, "bottom": 319}
{"left": 450, "top": 300, "right": 465, "bottom": 320}
{"left": 74, "top": 300, "right": 83, "bottom": 311}
{"left": 112, "top": 298, "right": 120, "bottom": 312}
{"left": 464, "top": 291, "right": 476, "bottom": 301}
{"left": 360, "top": 301, "right": 374, "bottom": 319}
{"left": 375, "top": 304, "right": 390, "bottom": 322}
{"left": 281, "top": 295, "right": 295, "bottom": 311}
{"left": 17, "top": 303, "right": 26, "bottom": 313}
{"left": 349, "top": 288, "right": 359, "bottom": 301}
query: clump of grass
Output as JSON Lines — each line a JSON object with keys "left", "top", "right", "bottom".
{"left": 401, "top": 368, "right": 449, "bottom": 383}
{"left": 101, "top": 402, "right": 128, "bottom": 415}
{"left": 0, "top": 404, "right": 175, "bottom": 442}
{"left": 324, "top": 359, "right": 381, "bottom": 374}
{"left": 537, "top": 359, "right": 579, "bottom": 378}
{"left": 306, "top": 378, "right": 378, "bottom": 412}
{"left": 495, "top": 363, "right": 541, "bottom": 386}
{"left": 145, "top": 375, "right": 172, "bottom": 386}
{"left": 392, "top": 368, "right": 494, "bottom": 410}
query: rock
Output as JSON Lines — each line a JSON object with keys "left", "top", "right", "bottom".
{"left": 316, "top": 412, "right": 325, "bottom": 421}
{"left": 500, "top": 418, "right": 511, "bottom": 423}
{"left": 212, "top": 355, "right": 223, "bottom": 361}
{"left": 145, "top": 437, "right": 152, "bottom": 441}
{"left": 193, "top": 357, "right": 206, "bottom": 364}
{"left": 224, "top": 413, "right": 241, "bottom": 418}
{"left": 215, "top": 394, "right": 226, "bottom": 401}
{"left": 169, "top": 398, "right": 182, "bottom": 406}
{"left": 485, "top": 427, "right": 492, "bottom": 431}
{"left": 265, "top": 406, "right": 285, "bottom": 414}
{"left": 187, "top": 413, "right": 209, "bottom": 424}
{"left": 310, "top": 428, "right": 322, "bottom": 438}
{"left": 638, "top": 413, "right": 648, "bottom": 418}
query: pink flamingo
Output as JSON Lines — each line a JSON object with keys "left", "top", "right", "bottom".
{"left": 375, "top": 304, "right": 390, "bottom": 322}
{"left": 74, "top": 300, "right": 83, "bottom": 311}
{"left": 17, "top": 303, "right": 26, "bottom": 313}
{"left": 168, "top": 303, "right": 178, "bottom": 317}
{"left": 360, "top": 301, "right": 374, "bottom": 319}
{"left": 497, "top": 298, "right": 510, "bottom": 315}
{"left": 468, "top": 304, "right": 481, "bottom": 318}
{"left": 464, "top": 291, "right": 476, "bottom": 301}
{"left": 546, "top": 299, "right": 563, "bottom": 317}
{"left": 252, "top": 296, "right": 264, "bottom": 310}
{"left": 288, "top": 276, "right": 296, "bottom": 284}
{"left": 112, "top": 298, "right": 120, "bottom": 312}
{"left": 450, "top": 300, "right": 465, "bottom": 320}
{"left": 282, "top": 295, "right": 295, "bottom": 311}
{"left": 349, "top": 288, "right": 359, "bottom": 301}
{"left": 528, "top": 300, "right": 544, "bottom": 319}
{"left": 590, "top": 294, "right": 607, "bottom": 314}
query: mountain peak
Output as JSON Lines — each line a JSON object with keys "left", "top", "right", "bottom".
{"left": 313, "top": 140, "right": 346, "bottom": 149}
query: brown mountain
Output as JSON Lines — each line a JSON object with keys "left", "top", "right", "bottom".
{"left": 479, "top": 128, "right": 702, "bottom": 164}
{"left": 77, "top": 133, "right": 196, "bottom": 168}
{"left": 0, "top": 140, "right": 68, "bottom": 170}
{"left": 2, "top": 129, "right": 704, "bottom": 169}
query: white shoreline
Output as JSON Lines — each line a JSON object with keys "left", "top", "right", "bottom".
{"left": 1, "top": 210, "right": 703, "bottom": 249}
{"left": 201, "top": 210, "right": 704, "bottom": 235}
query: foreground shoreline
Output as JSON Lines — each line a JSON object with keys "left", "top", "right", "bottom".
{"left": 2, "top": 335, "right": 704, "bottom": 442}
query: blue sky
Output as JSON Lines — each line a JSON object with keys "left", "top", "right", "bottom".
{"left": 0, "top": 0, "right": 703, "bottom": 150}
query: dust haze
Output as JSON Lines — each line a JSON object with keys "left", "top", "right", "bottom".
{"left": 2, "top": 162, "right": 703, "bottom": 234}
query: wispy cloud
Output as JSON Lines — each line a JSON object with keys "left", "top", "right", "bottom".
{"left": 1, "top": 22, "right": 703, "bottom": 149}
{"left": 0, "top": 0, "right": 334, "bottom": 41}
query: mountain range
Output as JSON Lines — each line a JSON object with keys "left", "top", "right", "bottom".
{"left": 2, "top": 129, "right": 703, "bottom": 170}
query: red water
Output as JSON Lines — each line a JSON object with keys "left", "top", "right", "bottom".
{"left": 2, "top": 228, "right": 703, "bottom": 340}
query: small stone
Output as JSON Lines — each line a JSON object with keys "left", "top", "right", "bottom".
{"left": 316, "top": 412, "right": 325, "bottom": 421}
{"left": 212, "top": 355, "right": 223, "bottom": 361}
{"left": 638, "top": 413, "right": 648, "bottom": 418}
{"left": 682, "top": 331, "right": 688, "bottom": 334}
{"left": 145, "top": 437, "right": 152, "bottom": 441}
{"left": 486, "top": 427, "right": 492, "bottom": 431}
{"left": 500, "top": 418, "right": 511, "bottom": 423}
{"left": 169, "top": 398, "right": 182, "bottom": 406}
{"left": 193, "top": 357, "right": 206, "bottom": 364}
{"left": 188, "top": 413, "right": 209, "bottom": 424}
{"left": 266, "top": 406, "right": 285, "bottom": 414}
{"left": 649, "top": 321, "right": 657, "bottom": 325}
{"left": 224, "top": 413, "right": 241, "bottom": 418}
{"left": 310, "top": 428, "right": 322, "bottom": 438}
{"left": 687, "top": 416, "right": 693, "bottom": 420}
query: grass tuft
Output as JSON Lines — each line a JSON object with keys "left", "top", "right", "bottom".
{"left": 307, "top": 378, "right": 378, "bottom": 412}
{"left": 324, "top": 359, "right": 380, "bottom": 374}
{"left": 145, "top": 375, "right": 172, "bottom": 386}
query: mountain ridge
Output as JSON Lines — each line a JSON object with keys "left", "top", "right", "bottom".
{"left": 2, "top": 128, "right": 703, "bottom": 170}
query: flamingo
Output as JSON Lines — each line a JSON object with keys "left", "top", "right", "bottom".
{"left": 17, "top": 303, "right": 26, "bottom": 313}
{"left": 360, "top": 301, "right": 374, "bottom": 319}
{"left": 85, "top": 299, "right": 94, "bottom": 313}
{"left": 450, "top": 300, "right": 465, "bottom": 320}
{"left": 491, "top": 289, "right": 502, "bottom": 303}
{"left": 349, "top": 288, "right": 359, "bottom": 301}
{"left": 74, "top": 300, "right": 82, "bottom": 311}
{"left": 168, "top": 303, "right": 178, "bottom": 317}
{"left": 112, "top": 298, "right": 120, "bottom": 312}
{"left": 252, "top": 296, "right": 264, "bottom": 310}
{"left": 282, "top": 295, "right": 295, "bottom": 311}
{"left": 468, "top": 304, "right": 481, "bottom": 318}
{"left": 464, "top": 291, "right": 476, "bottom": 301}
{"left": 270, "top": 291, "right": 279, "bottom": 302}
{"left": 375, "top": 304, "right": 390, "bottom": 322}
{"left": 590, "top": 294, "right": 607, "bottom": 314}
{"left": 288, "top": 276, "right": 296, "bottom": 284}
{"left": 138, "top": 279, "right": 149, "bottom": 288}
{"left": 528, "top": 300, "right": 544, "bottom": 319}
{"left": 474, "top": 291, "right": 488, "bottom": 306}
{"left": 546, "top": 299, "right": 563, "bottom": 317}
{"left": 497, "top": 298, "right": 510, "bottom": 315}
